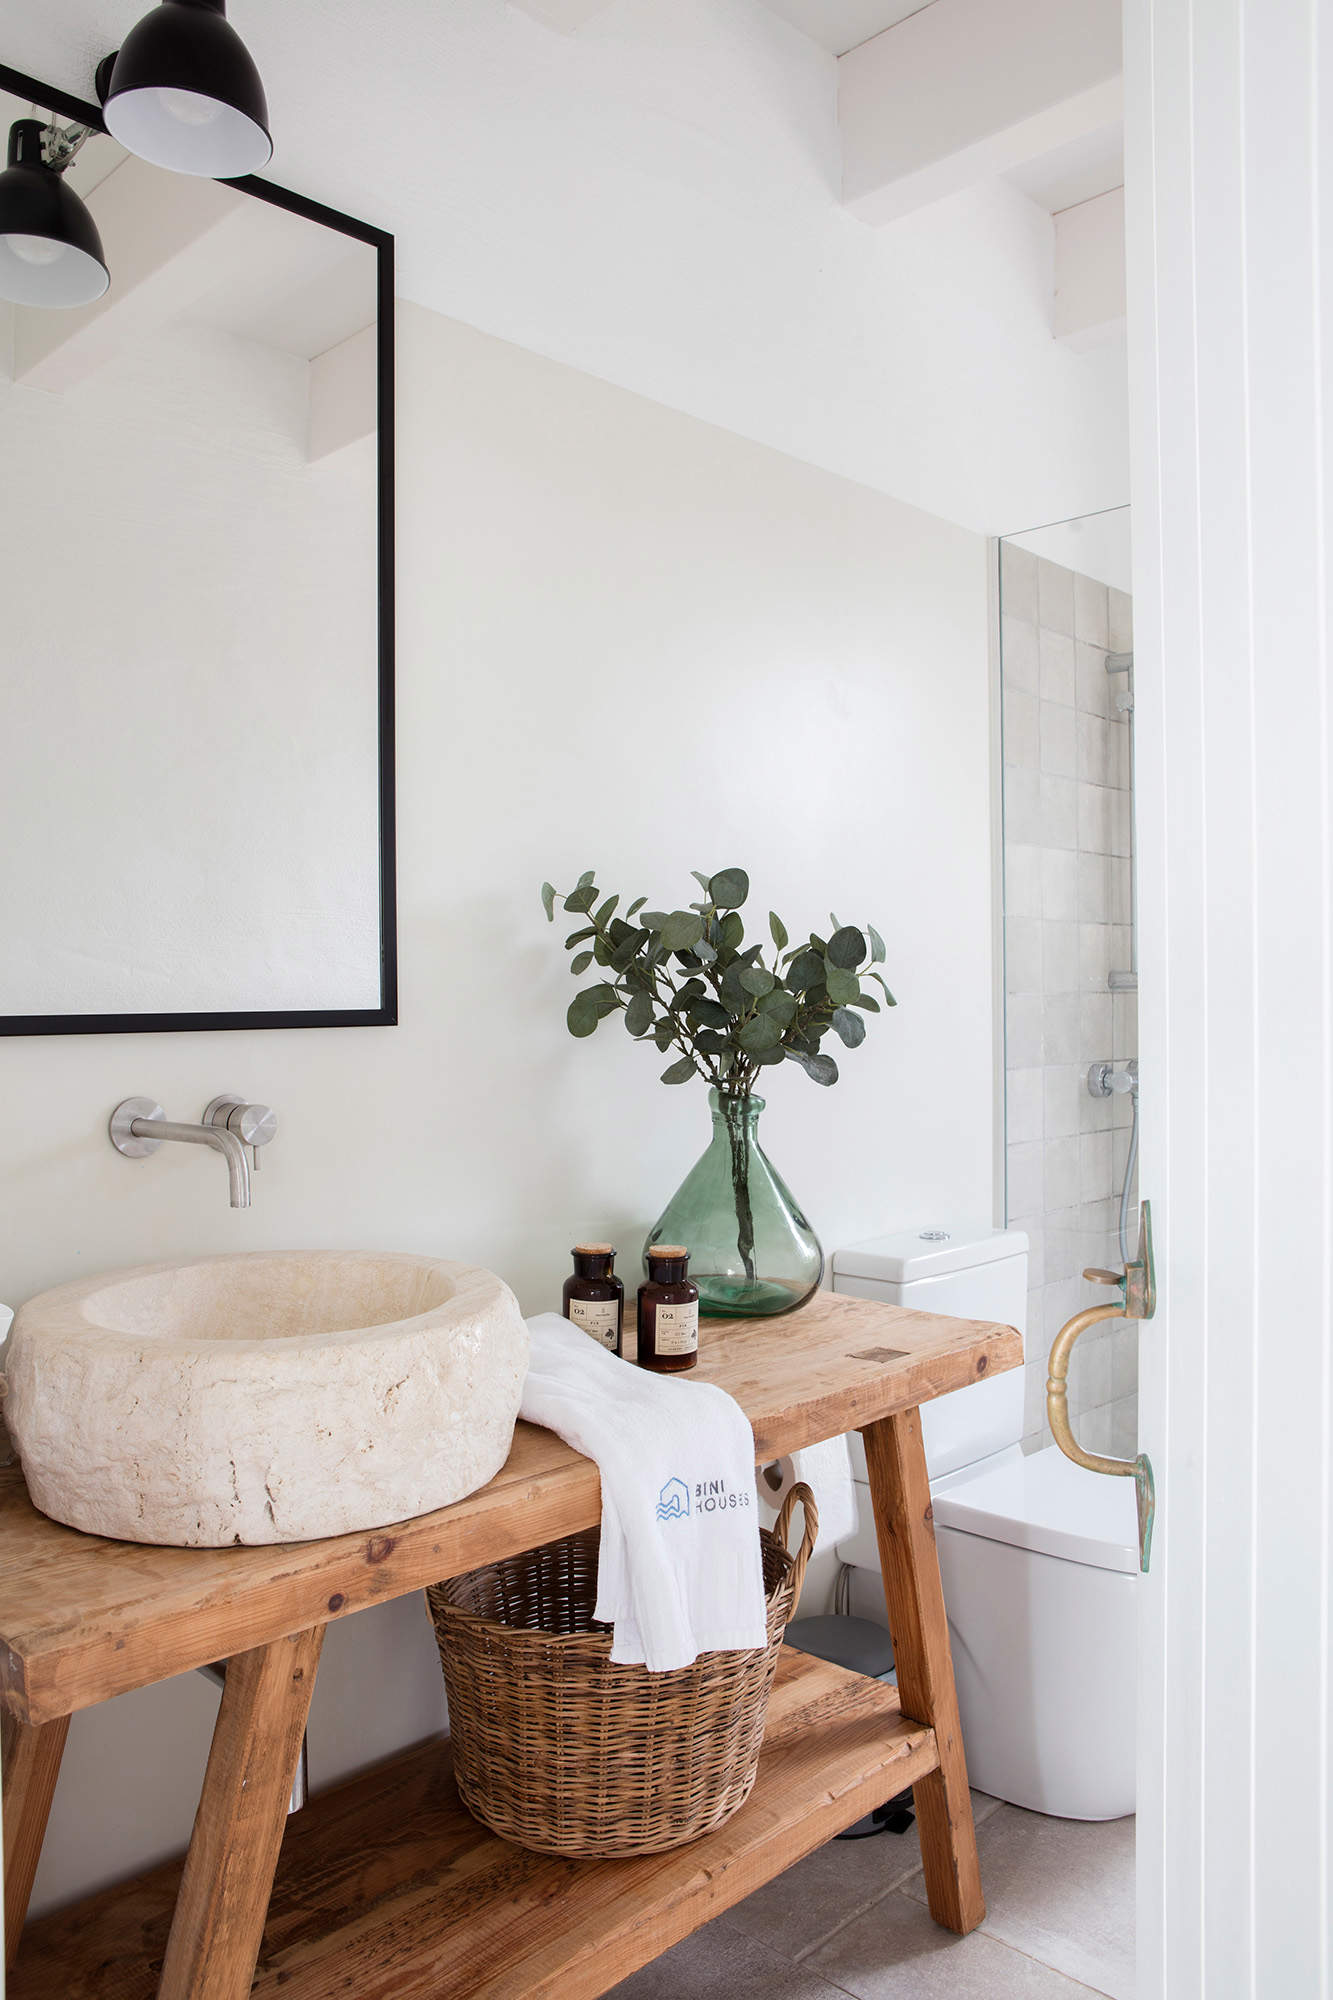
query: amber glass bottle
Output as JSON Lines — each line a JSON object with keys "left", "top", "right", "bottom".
{"left": 562, "top": 1244, "right": 624, "bottom": 1355}
{"left": 636, "top": 1246, "right": 699, "bottom": 1373}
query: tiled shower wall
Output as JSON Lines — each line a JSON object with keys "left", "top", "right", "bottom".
{"left": 999, "top": 542, "right": 1139, "bottom": 1460}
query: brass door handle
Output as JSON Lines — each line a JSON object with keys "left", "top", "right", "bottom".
{"left": 1044, "top": 1200, "right": 1158, "bottom": 1572}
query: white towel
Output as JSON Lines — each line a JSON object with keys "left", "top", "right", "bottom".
{"left": 520, "top": 1313, "right": 767, "bottom": 1672}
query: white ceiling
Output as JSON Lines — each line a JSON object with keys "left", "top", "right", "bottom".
{"left": 755, "top": 0, "right": 936, "bottom": 56}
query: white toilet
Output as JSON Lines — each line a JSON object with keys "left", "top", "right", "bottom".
{"left": 834, "top": 1223, "right": 1137, "bottom": 1822}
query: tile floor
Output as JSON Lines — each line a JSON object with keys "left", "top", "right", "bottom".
{"left": 609, "top": 1797, "right": 1134, "bottom": 2000}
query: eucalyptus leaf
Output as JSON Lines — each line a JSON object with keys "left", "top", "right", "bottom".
{"left": 593, "top": 894, "right": 620, "bottom": 927}
{"left": 695, "top": 1029, "right": 732, "bottom": 1057}
{"left": 654, "top": 1020, "right": 675, "bottom": 1051}
{"left": 564, "top": 884, "right": 596, "bottom": 915}
{"left": 571, "top": 950, "right": 594, "bottom": 975}
{"left": 689, "top": 998, "right": 731, "bottom": 1030}
{"left": 757, "top": 988, "right": 797, "bottom": 1026}
{"left": 827, "top": 925, "right": 867, "bottom": 971}
{"left": 867, "top": 970, "right": 898, "bottom": 1006}
{"left": 640, "top": 911, "right": 670, "bottom": 931}
{"left": 691, "top": 871, "right": 714, "bottom": 894}
{"left": 695, "top": 938, "right": 718, "bottom": 964}
{"left": 824, "top": 965, "right": 860, "bottom": 1005}
{"left": 787, "top": 948, "right": 824, "bottom": 993}
{"left": 738, "top": 1013, "right": 783, "bottom": 1055}
{"left": 739, "top": 965, "right": 776, "bottom": 997}
{"left": 661, "top": 1056, "right": 697, "bottom": 1084}
{"left": 565, "top": 926, "right": 596, "bottom": 949}
{"left": 660, "top": 910, "right": 705, "bottom": 953}
{"left": 755, "top": 1044, "right": 786, "bottom": 1066}
{"left": 567, "top": 987, "right": 613, "bottom": 1037}
{"left": 849, "top": 994, "right": 881, "bottom": 1013}
{"left": 576, "top": 869, "right": 596, "bottom": 889}
{"left": 626, "top": 896, "right": 647, "bottom": 920}
{"left": 868, "top": 923, "right": 886, "bottom": 964}
{"left": 792, "top": 1049, "right": 839, "bottom": 1086}
{"left": 832, "top": 1006, "right": 866, "bottom": 1048}
{"left": 625, "top": 990, "right": 654, "bottom": 1038}
{"left": 709, "top": 867, "right": 750, "bottom": 909}
{"left": 717, "top": 911, "right": 744, "bottom": 954}
{"left": 769, "top": 911, "right": 788, "bottom": 950}
{"left": 541, "top": 881, "right": 556, "bottom": 921}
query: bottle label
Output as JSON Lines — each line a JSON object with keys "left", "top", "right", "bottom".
{"left": 655, "top": 1301, "right": 698, "bottom": 1356}
{"left": 569, "top": 1297, "right": 619, "bottom": 1349}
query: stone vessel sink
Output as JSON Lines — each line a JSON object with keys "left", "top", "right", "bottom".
{"left": 5, "top": 1252, "right": 529, "bottom": 1548}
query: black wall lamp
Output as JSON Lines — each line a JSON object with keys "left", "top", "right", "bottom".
{"left": 0, "top": 116, "right": 109, "bottom": 308}
{"left": 96, "top": 0, "right": 272, "bottom": 179}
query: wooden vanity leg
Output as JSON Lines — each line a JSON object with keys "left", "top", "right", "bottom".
{"left": 861, "top": 1408, "right": 985, "bottom": 1936}
{"left": 158, "top": 1626, "right": 323, "bottom": 2000}
{"left": 2, "top": 1708, "right": 70, "bottom": 1966}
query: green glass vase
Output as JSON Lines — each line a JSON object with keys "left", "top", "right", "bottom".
{"left": 645, "top": 1088, "right": 823, "bottom": 1317}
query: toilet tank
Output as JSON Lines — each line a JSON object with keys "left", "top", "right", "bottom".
{"left": 833, "top": 1224, "right": 1028, "bottom": 1481}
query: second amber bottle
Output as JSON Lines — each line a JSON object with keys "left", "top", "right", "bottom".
{"left": 636, "top": 1245, "right": 699, "bottom": 1373}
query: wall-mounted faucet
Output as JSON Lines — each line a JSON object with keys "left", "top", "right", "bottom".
{"left": 109, "top": 1095, "right": 277, "bottom": 1209}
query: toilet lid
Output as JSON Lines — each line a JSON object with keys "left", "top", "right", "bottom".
{"left": 932, "top": 1444, "right": 1140, "bottom": 1575}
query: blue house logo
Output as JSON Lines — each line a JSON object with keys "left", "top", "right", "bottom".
{"left": 656, "top": 1477, "right": 690, "bottom": 1522}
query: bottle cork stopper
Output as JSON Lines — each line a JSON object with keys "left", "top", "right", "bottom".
{"left": 650, "top": 1245, "right": 689, "bottom": 1259}
{"left": 573, "top": 1242, "right": 614, "bottom": 1255}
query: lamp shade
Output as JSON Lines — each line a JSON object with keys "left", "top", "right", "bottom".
{"left": 0, "top": 120, "right": 110, "bottom": 309}
{"left": 100, "top": 0, "right": 272, "bottom": 179}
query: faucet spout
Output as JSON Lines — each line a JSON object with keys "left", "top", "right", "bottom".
{"left": 133, "top": 1119, "right": 252, "bottom": 1209}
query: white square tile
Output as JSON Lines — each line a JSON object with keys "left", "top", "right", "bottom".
{"left": 1004, "top": 689, "right": 1039, "bottom": 769}
{"left": 1005, "top": 992, "right": 1043, "bottom": 1067}
{"left": 1080, "top": 991, "right": 1113, "bottom": 1057}
{"left": 1111, "top": 788, "right": 1133, "bottom": 857}
{"left": 1040, "top": 847, "right": 1078, "bottom": 921}
{"left": 1007, "top": 1067, "right": 1044, "bottom": 1145}
{"left": 1076, "top": 712, "right": 1111, "bottom": 787}
{"left": 1109, "top": 856, "right": 1133, "bottom": 926}
{"left": 1077, "top": 851, "right": 1110, "bottom": 923}
{"left": 1001, "top": 614, "right": 1040, "bottom": 693}
{"left": 1079, "top": 922, "right": 1113, "bottom": 991}
{"left": 1080, "top": 1129, "right": 1114, "bottom": 1203}
{"left": 1075, "top": 639, "right": 1112, "bottom": 717}
{"left": 1023, "top": 1356, "right": 1049, "bottom": 1436}
{"left": 1043, "top": 1207, "right": 1081, "bottom": 1281}
{"left": 1041, "top": 775, "right": 1079, "bottom": 849}
{"left": 1039, "top": 700, "right": 1077, "bottom": 777}
{"left": 808, "top": 1881, "right": 1097, "bottom": 1999}
{"left": 1073, "top": 572, "right": 1109, "bottom": 647}
{"left": 1111, "top": 1325, "right": 1139, "bottom": 1400}
{"left": 1108, "top": 714, "right": 1131, "bottom": 788}
{"left": 1043, "top": 1275, "right": 1082, "bottom": 1342}
{"left": 1039, "top": 628, "right": 1076, "bottom": 706}
{"left": 1003, "top": 767, "right": 1043, "bottom": 846}
{"left": 1043, "top": 1064, "right": 1081, "bottom": 1138}
{"left": 1077, "top": 782, "right": 1111, "bottom": 855}
{"left": 1037, "top": 558, "right": 1075, "bottom": 636}
{"left": 1042, "top": 993, "right": 1080, "bottom": 1062}
{"left": 1079, "top": 1074, "right": 1114, "bottom": 1131}
{"left": 1007, "top": 1141, "right": 1044, "bottom": 1216}
{"left": 1004, "top": 842, "right": 1042, "bottom": 918}
{"left": 1001, "top": 542, "right": 1039, "bottom": 623}
{"left": 1111, "top": 926, "right": 1133, "bottom": 977}
{"left": 1113, "top": 1123, "right": 1135, "bottom": 1182}
{"left": 1109, "top": 585, "right": 1134, "bottom": 652}
{"left": 1043, "top": 921, "right": 1079, "bottom": 994}
{"left": 1044, "top": 1135, "right": 1080, "bottom": 1212}
{"left": 1005, "top": 917, "right": 1042, "bottom": 994}
{"left": 1113, "top": 991, "right": 1138, "bottom": 1058}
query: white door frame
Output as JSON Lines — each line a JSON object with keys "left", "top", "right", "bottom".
{"left": 1126, "top": 3, "right": 1331, "bottom": 1994}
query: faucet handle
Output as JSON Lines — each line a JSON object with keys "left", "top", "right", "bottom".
{"left": 202, "top": 1095, "right": 277, "bottom": 1170}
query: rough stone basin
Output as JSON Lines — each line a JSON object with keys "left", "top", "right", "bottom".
{"left": 4, "top": 1252, "right": 530, "bottom": 1547}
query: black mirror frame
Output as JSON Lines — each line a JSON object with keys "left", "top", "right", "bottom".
{"left": 0, "top": 60, "right": 397, "bottom": 1036}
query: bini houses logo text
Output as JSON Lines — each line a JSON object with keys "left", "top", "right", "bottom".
{"left": 656, "top": 1477, "right": 690, "bottom": 1521}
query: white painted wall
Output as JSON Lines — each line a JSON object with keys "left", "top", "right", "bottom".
{"left": 6, "top": 0, "right": 1129, "bottom": 536}
{"left": 7, "top": 300, "right": 996, "bottom": 1914}
{"left": 1126, "top": 1, "right": 1333, "bottom": 1994}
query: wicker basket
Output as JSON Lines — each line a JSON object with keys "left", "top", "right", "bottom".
{"left": 426, "top": 1482, "right": 817, "bottom": 1858}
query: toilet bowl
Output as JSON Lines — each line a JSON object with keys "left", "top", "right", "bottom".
{"left": 834, "top": 1223, "right": 1137, "bottom": 1822}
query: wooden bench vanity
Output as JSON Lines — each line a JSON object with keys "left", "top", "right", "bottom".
{"left": 0, "top": 1290, "right": 1021, "bottom": 1999}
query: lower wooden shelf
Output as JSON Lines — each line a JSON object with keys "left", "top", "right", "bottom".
{"left": 12, "top": 1647, "right": 936, "bottom": 2000}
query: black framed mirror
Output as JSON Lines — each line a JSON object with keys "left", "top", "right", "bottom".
{"left": 0, "top": 61, "right": 395, "bottom": 1035}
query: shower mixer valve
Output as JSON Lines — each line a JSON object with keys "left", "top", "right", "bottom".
{"left": 1087, "top": 1060, "right": 1138, "bottom": 1098}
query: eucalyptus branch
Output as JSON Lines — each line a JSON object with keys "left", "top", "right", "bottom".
{"left": 541, "top": 866, "right": 895, "bottom": 1092}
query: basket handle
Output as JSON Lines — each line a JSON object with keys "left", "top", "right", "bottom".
{"left": 773, "top": 1480, "right": 818, "bottom": 1618}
